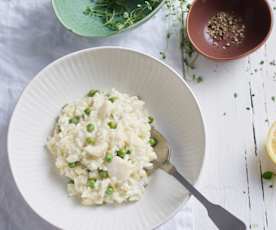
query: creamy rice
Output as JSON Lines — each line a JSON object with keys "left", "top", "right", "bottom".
{"left": 47, "top": 89, "right": 157, "bottom": 205}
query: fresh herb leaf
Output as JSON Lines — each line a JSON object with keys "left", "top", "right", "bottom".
{"left": 160, "top": 51, "right": 166, "bottom": 60}
{"left": 197, "top": 76, "right": 203, "bottom": 83}
{"left": 262, "top": 171, "right": 274, "bottom": 180}
{"left": 87, "top": 89, "right": 99, "bottom": 97}
{"left": 148, "top": 116, "right": 154, "bottom": 124}
{"left": 84, "top": 0, "right": 162, "bottom": 31}
{"left": 192, "top": 74, "right": 203, "bottom": 83}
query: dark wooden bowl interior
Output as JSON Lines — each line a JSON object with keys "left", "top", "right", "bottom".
{"left": 187, "top": 0, "right": 272, "bottom": 60}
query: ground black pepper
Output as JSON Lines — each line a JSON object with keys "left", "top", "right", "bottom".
{"left": 207, "top": 11, "right": 246, "bottom": 49}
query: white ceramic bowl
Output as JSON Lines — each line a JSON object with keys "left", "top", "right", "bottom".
{"left": 8, "top": 47, "right": 206, "bottom": 230}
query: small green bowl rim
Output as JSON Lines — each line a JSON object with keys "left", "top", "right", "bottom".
{"left": 52, "top": 0, "right": 166, "bottom": 38}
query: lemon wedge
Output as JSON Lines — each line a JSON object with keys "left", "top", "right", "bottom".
{"left": 266, "top": 122, "right": 276, "bottom": 164}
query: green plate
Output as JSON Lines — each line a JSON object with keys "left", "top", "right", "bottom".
{"left": 52, "top": 0, "right": 165, "bottom": 38}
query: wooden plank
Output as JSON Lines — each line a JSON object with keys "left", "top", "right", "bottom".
{"left": 186, "top": 0, "right": 276, "bottom": 229}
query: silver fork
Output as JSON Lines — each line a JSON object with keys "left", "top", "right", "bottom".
{"left": 149, "top": 128, "right": 246, "bottom": 230}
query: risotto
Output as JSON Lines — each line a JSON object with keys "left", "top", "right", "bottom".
{"left": 47, "top": 89, "right": 157, "bottom": 205}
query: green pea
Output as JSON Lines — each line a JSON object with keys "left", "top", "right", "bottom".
{"left": 68, "top": 162, "right": 77, "bottom": 168}
{"left": 149, "top": 137, "right": 158, "bottom": 147}
{"left": 87, "top": 89, "right": 99, "bottom": 97}
{"left": 86, "top": 123, "right": 95, "bottom": 132}
{"left": 84, "top": 107, "right": 91, "bottom": 116}
{"left": 69, "top": 116, "right": 80, "bottom": 125}
{"left": 148, "top": 116, "right": 154, "bottom": 124}
{"left": 98, "top": 170, "right": 109, "bottom": 179}
{"left": 105, "top": 153, "right": 113, "bottom": 163}
{"left": 108, "top": 96, "right": 118, "bottom": 103}
{"left": 85, "top": 137, "right": 96, "bottom": 145}
{"left": 106, "top": 186, "right": 113, "bottom": 195}
{"left": 116, "top": 148, "right": 127, "bottom": 158}
{"left": 87, "top": 178, "right": 96, "bottom": 189}
{"left": 108, "top": 121, "right": 117, "bottom": 129}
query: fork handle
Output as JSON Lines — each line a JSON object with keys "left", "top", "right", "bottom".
{"left": 171, "top": 168, "right": 210, "bottom": 206}
{"left": 171, "top": 168, "right": 246, "bottom": 230}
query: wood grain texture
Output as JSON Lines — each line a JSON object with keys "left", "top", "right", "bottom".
{"left": 176, "top": 0, "right": 276, "bottom": 229}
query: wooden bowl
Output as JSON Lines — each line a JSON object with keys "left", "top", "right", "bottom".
{"left": 187, "top": 0, "right": 272, "bottom": 61}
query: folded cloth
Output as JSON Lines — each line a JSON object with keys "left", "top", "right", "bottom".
{"left": 0, "top": 0, "right": 192, "bottom": 229}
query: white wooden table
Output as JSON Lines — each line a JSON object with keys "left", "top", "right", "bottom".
{"left": 178, "top": 1, "right": 276, "bottom": 229}
{"left": 142, "top": 0, "right": 276, "bottom": 229}
{"left": 1, "top": 1, "right": 276, "bottom": 229}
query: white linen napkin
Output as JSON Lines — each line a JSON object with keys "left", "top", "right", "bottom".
{"left": 0, "top": 1, "right": 193, "bottom": 229}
